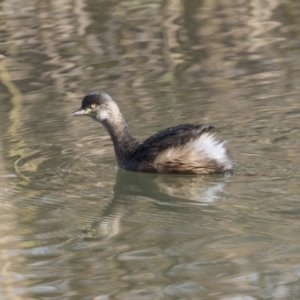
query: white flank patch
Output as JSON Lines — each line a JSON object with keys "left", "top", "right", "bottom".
{"left": 193, "top": 133, "right": 233, "bottom": 169}
{"left": 153, "top": 132, "right": 233, "bottom": 172}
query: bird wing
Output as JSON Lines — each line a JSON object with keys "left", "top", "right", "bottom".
{"left": 131, "top": 124, "right": 215, "bottom": 164}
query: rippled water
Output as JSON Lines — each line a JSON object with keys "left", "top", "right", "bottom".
{"left": 1, "top": 0, "right": 300, "bottom": 299}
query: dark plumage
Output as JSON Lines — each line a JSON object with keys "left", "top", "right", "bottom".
{"left": 72, "top": 92, "right": 233, "bottom": 174}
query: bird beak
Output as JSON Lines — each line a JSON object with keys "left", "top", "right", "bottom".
{"left": 72, "top": 108, "right": 85, "bottom": 116}
{"left": 72, "top": 108, "right": 91, "bottom": 116}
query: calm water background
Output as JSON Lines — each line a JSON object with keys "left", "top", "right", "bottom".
{"left": 1, "top": 0, "right": 300, "bottom": 299}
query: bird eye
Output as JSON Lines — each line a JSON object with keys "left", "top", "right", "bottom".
{"left": 90, "top": 103, "right": 96, "bottom": 109}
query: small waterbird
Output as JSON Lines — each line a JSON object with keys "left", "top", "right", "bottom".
{"left": 72, "top": 92, "right": 233, "bottom": 174}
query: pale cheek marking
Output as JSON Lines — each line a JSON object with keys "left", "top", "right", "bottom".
{"left": 84, "top": 108, "right": 91, "bottom": 115}
{"left": 99, "top": 110, "right": 109, "bottom": 120}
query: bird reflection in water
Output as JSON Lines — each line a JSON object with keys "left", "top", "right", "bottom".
{"left": 82, "top": 169, "right": 230, "bottom": 240}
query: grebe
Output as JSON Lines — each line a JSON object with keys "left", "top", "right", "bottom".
{"left": 72, "top": 92, "right": 233, "bottom": 174}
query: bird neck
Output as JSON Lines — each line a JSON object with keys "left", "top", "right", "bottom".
{"left": 100, "top": 111, "right": 138, "bottom": 168}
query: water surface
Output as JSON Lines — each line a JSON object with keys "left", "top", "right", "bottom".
{"left": 1, "top": 0, "right": 300, "bottom": 299}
